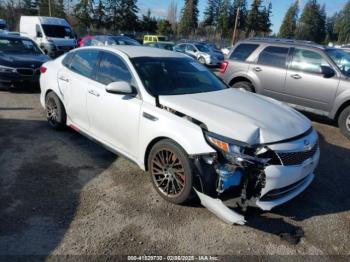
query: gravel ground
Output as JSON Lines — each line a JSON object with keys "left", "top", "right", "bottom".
{"left": 0, "top": 87, "right": 349, "bottom": 257}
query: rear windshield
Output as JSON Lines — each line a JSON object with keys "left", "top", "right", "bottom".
{"left": 0, "top": 37, "right": 42, "bottom": 54}
{"left": 110, "top": 37, "right": 141, "bottom": 46}
{"left": 131, "top": 57, "right": 227, "bottom": 96}
{"left": 42, "top": 24, "right": 74, "bottom": 39}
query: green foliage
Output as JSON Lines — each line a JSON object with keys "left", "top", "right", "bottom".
{"left": 179, "top": 0, "right": 199, "bottom": 36}
{"left": 295, "top": 0, "right": 326, "bottom": 43}
{"left": 246, "top": 0, "right": 271, "bottom": 37}
{"left": 217, "top": 0, "right": 232, "bottom": 37}
{"left": 337, "top": 1, "right": 350, "bottom": 44}
{"left": 203, "top": 0, "right": 221, "bottom": 27}
{"left": 278, "top": 0, "right": 299, "bottom": 39}
{"left": 139, "top": 9, "right": 157, "bottom": 33}
{"left": 157, "top": 19, "right": 173, "bottom": 36}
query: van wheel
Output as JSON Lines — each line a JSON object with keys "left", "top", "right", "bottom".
{"left": 232, "top": 81, "right": 255, "bottom": 92}
{"left": 45, "top": 92, "right": 66, "bottom": 130}
{"left": 148, "top": 139, "right": 193, "bottom": 204}
{"left": 338, "top": 105, "right": 350, "bottom": 139}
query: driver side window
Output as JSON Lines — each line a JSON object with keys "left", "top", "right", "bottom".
{"left": 290, "top": 49, "right": 330, "bottom": 74}
{"left": 95, "top": 52, "right": 133, "bottom": 85}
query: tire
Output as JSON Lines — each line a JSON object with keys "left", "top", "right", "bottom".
{"left": 148, "top": 139, "right": 194, "bottom": 204}
{"left": 338, "top": 105, "right": 350, "bottom": 139}
{"left": 232, "top": 81, "right": 255, "bottom": 92}
{"left": 198, "top": 56, "right": 206, "bottom": 65}
{"left": 45, "top": 92, "right": 67, "bottom": 130}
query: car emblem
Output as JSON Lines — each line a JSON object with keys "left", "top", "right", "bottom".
{"left": 304, "top": 140, "right": 312, "bottom": 151}
{"left": 31, "top": 64, "right": 35, "bottom": 68}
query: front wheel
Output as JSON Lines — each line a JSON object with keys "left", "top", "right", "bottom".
{"left": 148, "top": 139, "right": 193, "bottom": 204}
{"left": 232, "top": 81, "right": 255, "bottom": 92}
{"left": 45, "top": 92, "right": 66, "bottom": 130}
{"left": 338, "top": 105, "right": 350, "bottom": 139}
{"left": 198, "top": 56, "right": 206, "bottom": 65}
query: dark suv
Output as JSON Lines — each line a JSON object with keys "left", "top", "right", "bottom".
{"left": 219, "top": 38, "right": 350, "bottom": 139}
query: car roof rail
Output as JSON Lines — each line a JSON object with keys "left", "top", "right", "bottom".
{"left": 248, "top": 37, "right": 315, "bottom": 45}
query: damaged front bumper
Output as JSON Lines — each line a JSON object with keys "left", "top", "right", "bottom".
{"left": 192, "top": 129, "right": 320, "bottom": 224}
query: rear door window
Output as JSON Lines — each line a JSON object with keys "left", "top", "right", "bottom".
{"left": 230, "top": 44, "right": 259, "bottom": 61}
{"left": 69, "top": 50, "right": 100, "bottom": 79}
{"left": 258, "top": 46, "right": 289, "bottom": 68}
{"left": 95, "top": 52, "right": 133, "bottom": 85}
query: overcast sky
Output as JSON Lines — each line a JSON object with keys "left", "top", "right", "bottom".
{"left": 138, "top": 0, "right": 346, "bottom": 33}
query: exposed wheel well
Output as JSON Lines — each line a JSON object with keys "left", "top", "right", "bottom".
{"left": 335, "top": 100, "right": 350, "bottom": 121}
{"left": 229, "top": 77, "right": 253, "bottom": 88}
{"left": 144, "top": 137, "right": 168, "bottom": 171}
{"left": 45, "top": 89, "right": 54, "bottom": 99}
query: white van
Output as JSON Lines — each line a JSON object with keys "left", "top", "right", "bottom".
{"left": 20, "top": 16, "right": 77, "bottom": 57}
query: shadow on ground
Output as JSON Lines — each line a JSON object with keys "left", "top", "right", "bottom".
{"left": 0, "top": 118, "right": 116, "bottom": 255}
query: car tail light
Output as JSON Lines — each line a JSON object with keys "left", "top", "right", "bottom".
{"left": 40, "top": 66, "right": 47, "bottom": 74}
{"left": 220, "top": 61, "right": 229, "bottom": 74}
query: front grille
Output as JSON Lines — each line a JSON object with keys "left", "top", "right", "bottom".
{"left": 260, "top": 175, "right": 310, "bottom": 201}
{"left": 277, "top": 142, "right": 318, "bottom": 166}
{"left": 17, "top": 68, "right": 34, "bottom": 76}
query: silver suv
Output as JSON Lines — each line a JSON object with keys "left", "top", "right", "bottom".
{"left": 220, "top": 38, "right": 350, "bottom": 139}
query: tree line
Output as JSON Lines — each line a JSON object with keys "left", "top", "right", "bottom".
{"left": 279, "top": 0, "right": 350, "bottom": 44}
{"left": 0, "top": 0, "right": 349, "bottom": 44}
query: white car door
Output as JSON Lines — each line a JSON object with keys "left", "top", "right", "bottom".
{"left": 63, "top": 49, "right": 100, "bottom": 132}
{"left": 86, "top": 51, "right": 142, "bottom": 158}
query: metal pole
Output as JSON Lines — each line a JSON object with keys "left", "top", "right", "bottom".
{"left": 231, "top": 7, "right": 240, "bottom": 46}
{"left": 49, "top": 0, "right": 52, "bottom": 16}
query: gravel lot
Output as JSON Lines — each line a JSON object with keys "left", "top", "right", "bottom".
{"left": 0, "top": 87, "right": 349, "bottom": 257}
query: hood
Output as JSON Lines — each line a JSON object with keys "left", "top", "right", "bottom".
{"left": 47, "top": 37, "right": 76, "bottom": 47}
{"left": 0, "top": 52, "right": 50, "bottom": 68}
{"left": 159, "top": 89, "right": 311, "bottom": 145}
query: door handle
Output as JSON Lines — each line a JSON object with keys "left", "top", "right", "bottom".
{"left": 58, "top": 76, "right": 69, "bottom": 82}
{"left": 291, "top": 74, "right": 302, "bottom": 80}
{"left": 254, "top": 67, "right": 262, "bottom": 72}
{"left": 88, "top": 89, "right": 100, "bottom": 97}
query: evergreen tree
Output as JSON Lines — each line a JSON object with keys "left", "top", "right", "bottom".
{"left": 94, "top": 0, "right": 106, "bottom": 29}
{"left": 325, "top": 14, "right": 338, "bottom": 43}
{"left": 117, "top": 0, "right": 138, "bottom": 32}
{"left": 203, "top": 0, "right": 221, "bottom": 27}
{"left": 295, "top": 0, "right": 326, "bottom": 43}
{"left": 179, "top": 0, "right": 199, "bottom": 36}
{"left": 278, "top": 0, "right": 299, "bottom": 39}
{"left": 217, "top": 0, "right": 232, "bottom": 37}
{"left": 74, "top": 0, "right": 95, "bottom": 29}
{"left": 232, "top": 0, "right": 247, "bottom": 31}
{"left": 22, "top": 0, "right": 39, "bottom": 15}
{"left": 338, "top": 1, "right": 350, "bottom": 44}
{"left": 157, "top": 19, "right": 173, "bottom": 35}
{"left": 260, "top": 2, "right": 272, "bottom": 36}
{"left": 246, "top": 0, "right": 262, "bottom": 37}
{"left": 139, "top": 9, "right": 157, "bottom": 33}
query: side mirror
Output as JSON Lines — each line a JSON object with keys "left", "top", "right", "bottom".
{"left": 321, "top": 66, "right": 335, "bottom": 78}
{"left": 106, "top": 81, "right": 136, "bottom": 96}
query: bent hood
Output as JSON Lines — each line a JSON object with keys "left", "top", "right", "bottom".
{"left": 159, "top": 89, "right": 311, "bottom": 145}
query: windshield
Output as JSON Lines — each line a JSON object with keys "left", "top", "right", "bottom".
{"left": 110, "top": 37, "right": 141, "bottom": 46}
{"left": 195, "top": 44, "right": 210, "bottom": 53}
{"left": 158, "top": 36, "right": 167, "bottom": 41}
{"left": 0, "top": 38, "right": 42, "bottom": 54}
{"left": 42, "top": 24, "right": 74, "bottom": 39}
{"left": 0, "top": 24, "right": 6, "bottom": 30}
{"left": 326, "top": 48, "right": 350, "bottom": 76}
{"left": 131, "top": 57, "right": 227, "bottom": 96}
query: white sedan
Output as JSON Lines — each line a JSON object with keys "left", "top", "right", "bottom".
{"left": 39, "top": 46, "right": 319, "bottom": 224}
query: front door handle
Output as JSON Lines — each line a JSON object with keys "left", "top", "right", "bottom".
{"left": 58, "top": 76, "right": 69, "bottom": 82}
{"left": 291, "top": 74, "right": 302, "bottom": 80}
{"left": 88, "top": 89, "right": 100, "bottom": 97}
{"left": 254, "top": 67, "right": 262, "bottom": 72}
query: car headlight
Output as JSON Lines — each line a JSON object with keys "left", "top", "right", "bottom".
{"left": 0, "top": 65, "right": 16, "bottom": 73}
{"left": 205, "top": 132, "right": 272, "bottom": 167}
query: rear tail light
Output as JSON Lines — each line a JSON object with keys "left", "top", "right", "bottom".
{"left": 220, "top": 61, "right": 229, "bottom": 74}
{"left": 40, "top": 66, "right": 47, "bottom": 74}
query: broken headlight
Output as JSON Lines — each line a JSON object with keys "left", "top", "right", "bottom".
{"left": 205, "top": 132, "right": 273, "bottom": 167}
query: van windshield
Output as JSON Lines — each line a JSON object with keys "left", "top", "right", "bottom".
{"left": 42, "top": 24, "right": 74, "bottom": 39}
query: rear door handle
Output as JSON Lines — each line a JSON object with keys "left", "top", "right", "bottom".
{"left": 88, "top": 89, "right": 100, "bottom": 97}
{"left": 254, "top": 67, "right": 262, "bottom": 72}
{"left": 58, "top": 76, "right": 69, "bottom": 82}
{"left": 291, "top": 74, "right": 302, "bottom": 80}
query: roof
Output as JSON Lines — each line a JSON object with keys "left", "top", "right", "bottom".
{"left": 0, "top": 33, "right": 29, "bottom": 40}
{"left": 243, "top": 37, "right": 325, "bottom": 50}
{"left": 21, "top": 16, "right": 70, "bottom": 27}
{"left": 96, "top": 46, "right": 187, "bottom": 58}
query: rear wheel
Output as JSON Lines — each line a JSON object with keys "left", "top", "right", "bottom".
{"left": 198, "top": 56, "right": 206, "bottom": 65}
{"left": 232, "top": 81, "right": 255, "bottom": 92}
{"left": 338, "top": 105, "right": 350, "bottom": 139}
{"left": 148, "top": 139, "right": 193, "bottom": 204}
{"left": 45, "top": 92, "right": 66, "bottom": 130}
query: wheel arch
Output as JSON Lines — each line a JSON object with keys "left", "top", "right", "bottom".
{"left": 334, "top": 100, "right": 350, "bottom": 121}
{"left": 229, "top": 76, "right": 254, "bottom": 89}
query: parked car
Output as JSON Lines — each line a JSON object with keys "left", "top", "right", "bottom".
{"left": 39, "top": 46, "right": 319, "bottom": 223}
{"left": 20, "top": 16, "right": 77, "bottom": 58}
{"left": 0, "top": 19, "right": 7, "bottom": 30}
{"left": 0, "top": 34, "right": 50, "bottom": 89}
{"left": 174, "top": 42, "right": 224, "bottom": 66}
{"left": 78, "top": 35, "right": 94, "bottom": 47}
{"left": 82, "top": 35, "right": 141, "bottom": 47}
{"left": 143, "top": 35, "right": 167, "bottom": 44}
{"left": 143, "top": 41, "right": 175, "bottom": 51}
{"left": 220, "top": 37, "right": 350, "bottom": 139}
